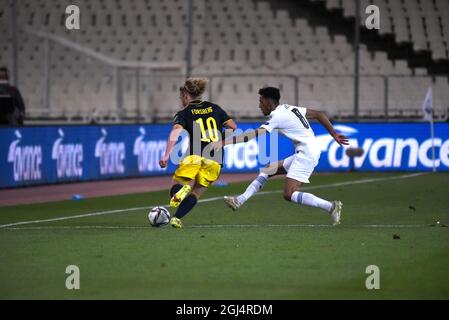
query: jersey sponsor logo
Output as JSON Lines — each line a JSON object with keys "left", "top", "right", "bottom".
{"left": 316, "top": 125, "right": 449, "bottom": 169}
{"left": 52, "top": 129, "right": 83, "bottom": 178}
{"left": 95, "top": 128, "right": 126, "bottom": 175}
{"left": 133, "top": 127, "right": 167, "bottom": 173}
{"left": 7, "top": 130, "right": 42, "bottom": 182}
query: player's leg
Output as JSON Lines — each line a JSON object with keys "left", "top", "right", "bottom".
{"left": 283, "top": 177, "right": 331, "bottom": 211}
{"left": 171, "top": 183, "right": 207, "bottom": 227}
{"left": 169, "top": 179, "right": 193, "bottom": 206}
{"left": 170, "top": 158, "right": 220, "bottom": 228}
{"left": 168, "top": 177, "right": 194, "bottom": 228}
{"left": 170, "top": 156, "right": 201, "bottom": 207}
{"left": 284, "top": 156, "right": 342, "bottom": 225}
{"left": 224, "top": 155, "right": 294, "bottom": 211}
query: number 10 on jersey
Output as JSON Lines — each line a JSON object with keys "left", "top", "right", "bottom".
{"left": 196, "top": 117, "right": 219, "bottom": 142}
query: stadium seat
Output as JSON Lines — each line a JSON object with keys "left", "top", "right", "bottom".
{"left": 0, "top": 0, "right": 447, "bottom": 121}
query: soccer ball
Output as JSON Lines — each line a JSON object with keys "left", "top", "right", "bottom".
{"left": 148, "top": 206, "right": 170, "bottom": 227}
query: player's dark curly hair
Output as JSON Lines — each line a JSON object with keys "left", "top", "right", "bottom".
{"left": 258, "top": 87, "right": 280, "bottom": 103}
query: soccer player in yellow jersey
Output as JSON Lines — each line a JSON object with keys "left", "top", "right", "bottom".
{"left": 159, "top": 78, "right": 237, "bottom": 228}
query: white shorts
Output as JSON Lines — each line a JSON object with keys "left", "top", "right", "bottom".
{"left": 282, "top": 153, "right": 320, "bottom": 184}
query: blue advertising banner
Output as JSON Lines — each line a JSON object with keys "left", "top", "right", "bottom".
{"left": 1, "top": 122, "right": 448, "bottom": 188}
{"left": 313, "top": 123, "right": 449, "bottom": 172}
{"left": 0, "top": 125, "right": 174, "bottom": 188}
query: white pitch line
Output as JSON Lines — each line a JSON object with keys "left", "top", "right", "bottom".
{"left": 191, "top": 223, "right": 432, "bottom": 229}
{"left": 0, "top": 172, "right": 427, "bottom": 230}
{"left": 0, "top": 224, "right": 432, "bottom": 231}
{"left": 0, "top": 206, "right": 151, "bottom": 229}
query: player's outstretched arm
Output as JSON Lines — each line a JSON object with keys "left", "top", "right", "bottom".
{"left": 224, "top": 128, "right": 267, "bottom": 147}
{"left": 159, "top": 124, "right": 184, "bottom": 168}
{"left": 212, "top": 128, "right": 267, "bottom": 151}
{"left": 306, "top": 108, "right": 349, "bottom": 146}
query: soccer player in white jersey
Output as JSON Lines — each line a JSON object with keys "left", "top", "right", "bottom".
{"left": 217, "top": 87, "right": 349, "bottom": 225}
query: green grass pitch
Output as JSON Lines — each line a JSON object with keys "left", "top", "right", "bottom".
{"left": 0, "top": 172, "right": 448, "bottom": 299}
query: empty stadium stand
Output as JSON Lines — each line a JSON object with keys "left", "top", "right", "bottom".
{"left": 0, "top": 0, "right": 448, "bottom": 122}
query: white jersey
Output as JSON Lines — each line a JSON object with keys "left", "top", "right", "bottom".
{"left": 260, "top": 104, "right": 321, "bottom": 159}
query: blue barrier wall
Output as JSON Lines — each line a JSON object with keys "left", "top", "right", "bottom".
{"left": 1, "top": 122, "right": 448, "bottom": 188}
{"left": 313, "top": 123, "right": 449, "bottom": 172}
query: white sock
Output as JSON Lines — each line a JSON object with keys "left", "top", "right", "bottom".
{"left": 291, "top": 191, "right": 333, "bottom": 213}
{"left": 237, "top": 173, "right": 269, "bottom": 204}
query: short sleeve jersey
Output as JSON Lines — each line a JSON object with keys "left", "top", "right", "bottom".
{"left": 260, "top": 104, "right": 320, "bottom": 158}
{"left": 173, "top": 100, "right": 231, "bottom": 161}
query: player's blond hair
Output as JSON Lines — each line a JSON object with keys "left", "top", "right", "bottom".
{"left": 181, "top": 78, "right": 208, "bottom": 98}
